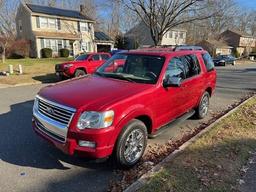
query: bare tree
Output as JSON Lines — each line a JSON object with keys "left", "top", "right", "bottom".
{"left": 0, "top": 0, "right": 18, "bottom": 63}
{"left": 124, "top": 0, "right": 217, "bottom": 46}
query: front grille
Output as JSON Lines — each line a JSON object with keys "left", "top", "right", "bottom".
{"left": 35, "top": 119, "right": 66, "bottom": 143}
{"left": 38, "top": 98, "right": 75, "bottom": 126}
{"left": 55, "top": 64, "right": 63, "bottom": 72}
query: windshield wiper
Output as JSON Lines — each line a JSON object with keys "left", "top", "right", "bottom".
{"left": 103, "top": 73, "right": 136, "bottom": 82}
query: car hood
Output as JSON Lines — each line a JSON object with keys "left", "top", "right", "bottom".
{"left": 38, "top": 76, "right": 154, "bottom": 110}
{"left": 60, "top": 60, "right": 87, "bottom": 65}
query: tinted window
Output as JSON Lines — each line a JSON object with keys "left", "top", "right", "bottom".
{"left": 202, "top": 53, "right": 215, "bottom": 72}
{"left": 92, "top": 54, "right": 100, "bottom": 61}
{"left": 165, "top": 57, "right": 186, "bottom": 79}
{"left": 165, "top": 54, "right": 201, "bottom": 80}
{"left": 101, "top": 54, "right": 110, "bottom": 60}
{"left": 75, "top": 54, "right": 89, "bottom": 61}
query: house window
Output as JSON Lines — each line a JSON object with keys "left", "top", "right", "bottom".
{"left": 48, "top": 18, "right": 56, "bottom": 28}
{"left": 179, "top": 32, "right": 184, "bottom": 39}
{"left": 39, "top": 17, "right": 57, "bottom": 29}
{"left": 51, "top": 40, "right": 57, "bottom": 52}
{"left": 45, "top": 39, "right": 51, "bottom": 48}
{"left": 18, "top": 20, "right": 22, "bottom": 32}
{"left": 80, "top": 22, "right": 88, "bottom": 32}
{"left": 40, "top": 17, "right": 48, "bottom": 28}
{"left": 42, "top": 39, "right": 61, "bottom": 52}
{"left": 169, "top": 31, "right": 172, "bottom": 38}
{"left": 64, "top": 40, "right": 70, "bottom": 49}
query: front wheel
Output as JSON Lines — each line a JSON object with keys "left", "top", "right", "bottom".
{"left": 114, "top": 119, "right": 147, "bottom": 168}
{"left": 74, "top": 69, "right": 86, "bottom": 77}
{"left": 195, "top": 92, "right": 210, "bottom": 119}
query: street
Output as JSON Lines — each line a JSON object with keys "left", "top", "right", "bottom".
{"left": 0, "top": 63, "right": 255, "bottom": 192}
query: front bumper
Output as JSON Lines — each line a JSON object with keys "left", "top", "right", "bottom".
{"left": 32, "top": 117, "right": 115, "bottom": 158}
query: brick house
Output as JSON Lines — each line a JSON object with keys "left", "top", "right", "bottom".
{"left": 15, "top": 3, "right": 114, "bottom": 58}
{"left": 220, "top": 29, "right": 256, "bottom": 56}
{"left": 198, "top": 39, "right": 233, "bottom": 57}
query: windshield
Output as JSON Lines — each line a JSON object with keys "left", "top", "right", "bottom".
{"left": 75, "top": 54, "right": 89, "bottom": 61}
{"left": 96, "top": 53, "right": 165, "bottom": 84}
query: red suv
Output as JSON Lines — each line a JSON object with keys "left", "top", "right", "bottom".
{"left": 55, "top": 52, "right": 111, "bottom": 79}
{"left": 33, "top": 46, "right": 216, "bottom": 167}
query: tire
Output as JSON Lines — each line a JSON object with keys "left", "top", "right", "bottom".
{"left": 74, "top": 69, "right": 86, "bottom": 77}
{"left": 114, "top": 119, "right": 147, "bottom": 168}
{"left": 59, "top": 75, "right": 67, "bottom": 81}
{"left": 232, "top": 61, "right": 236, "bottom": 66}
{"left": 195, "top": 92, "right": 210, "bottom": 119}
{"left": 222, "top": 62, "right": 226, "bottom": 66}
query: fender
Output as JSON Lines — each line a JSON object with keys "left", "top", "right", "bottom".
{"left": 107, "top": 105, "right": 154, "bottom": 147}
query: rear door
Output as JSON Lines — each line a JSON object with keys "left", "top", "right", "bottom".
{"left": 178, "top": 54, "right": 204, "bottom": 110}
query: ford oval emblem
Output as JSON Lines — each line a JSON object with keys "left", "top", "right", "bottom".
{"left": 46, "top": 107, "right": 54, "bottom": 115}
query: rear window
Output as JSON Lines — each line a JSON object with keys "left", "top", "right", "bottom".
{"left": 202, "top": 53, "right": 214, "bottom": 72}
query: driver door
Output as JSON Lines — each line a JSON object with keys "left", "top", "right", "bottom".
{"left": 154, "top": 57, "right": 187, "bottom": 127}
{"left": 88, "top": 54, "right": 102, "bottom": 73}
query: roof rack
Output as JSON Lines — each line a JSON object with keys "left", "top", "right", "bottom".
{"left": 174, "top": 45, "right": 203, "bottom": 51}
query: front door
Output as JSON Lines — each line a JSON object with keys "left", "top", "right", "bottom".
{"left": 87, "top": 54, "right": 102, "bottom": 73}
{"left": 154, "top": 57, "right": 188, "bottom": 128}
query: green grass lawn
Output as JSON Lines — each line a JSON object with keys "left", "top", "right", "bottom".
{"left": 0, "top": 57, "right": 72, "bottom": 85}
{"left": 140, "top": 97, "right": 256, "bottom": 192}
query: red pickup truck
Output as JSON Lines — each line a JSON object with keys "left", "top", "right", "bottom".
{"left": 55, "top": 52, "right": 111, "bottom": 79}
{"left": 33, "top": 46, "right": 216, "bottom": 167}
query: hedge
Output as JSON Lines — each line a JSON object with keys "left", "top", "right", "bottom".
{"left": 41, "top": 48, "right": 53, "bottom": 58}
{"left": 59, "top": 48, "right": 69, "bottom": 57}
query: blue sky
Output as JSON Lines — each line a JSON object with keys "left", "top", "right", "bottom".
{"left": 235, "top": 0, "right": 256, "bottom": 9}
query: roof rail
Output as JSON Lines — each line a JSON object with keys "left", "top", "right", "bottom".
{"left": 174, "top": 45, "right": 203, "bottom": 51}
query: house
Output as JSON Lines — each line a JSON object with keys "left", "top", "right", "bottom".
{"left": 125, "top": 22, "right": 186, "bottom": 49}
{"left": 198, "top": 39, "right": 233, "bottom": 57}
{"left": 220, "top": 29, "right": 256, "bottom": 56}
{"left": 94, "top": 32, "right": 114, "bottom": 52}
{"left": 15, "top": 3, "right": 114, "bottom": 58}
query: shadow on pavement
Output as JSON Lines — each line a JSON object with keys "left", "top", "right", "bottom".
{"left": 0, "top": 100, "right": 114, "bottom": 171}
{"left": 32, "top": 73, "right": 60, "bottom": 84}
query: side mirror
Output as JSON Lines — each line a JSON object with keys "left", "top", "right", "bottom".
{"left": 163, "top": 76, "right": 182, "bottom": 88}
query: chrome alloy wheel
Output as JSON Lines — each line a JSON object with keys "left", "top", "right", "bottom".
{"left": 124, "top": 129, "right": 145, "bottom": 164}
{"left": 200, "top": 95, "right": 209, "bottom": 117}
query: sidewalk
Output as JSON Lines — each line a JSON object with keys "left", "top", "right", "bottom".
{"left": 240, "top": 155, "right": 256, "bottom": 192}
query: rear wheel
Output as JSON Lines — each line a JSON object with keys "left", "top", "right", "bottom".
{"left": 114, "top": 119, "right": 147, "bottom": 168}
{"left": 195, "top": 92, "right": 210, "bottom": 119}
{"left": 74, "top": 69, "right": 86, "bottom": 77}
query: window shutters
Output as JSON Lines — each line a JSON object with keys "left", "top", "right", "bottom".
{"left": 57, "top": 18, "right": 61, "bottom": 30}
{"left": 77, "top": 21, "right": 80, "bottom": 32}
{"left": 36, "top": 16, "right": 40, "bottom": 28}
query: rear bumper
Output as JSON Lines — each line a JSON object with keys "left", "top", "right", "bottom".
{"left": 32, "top": 117, "right": 115, "bottom": 158}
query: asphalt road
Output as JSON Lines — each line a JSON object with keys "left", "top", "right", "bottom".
{"left": 0, "top": 63, "right": 255, "bottom": 192}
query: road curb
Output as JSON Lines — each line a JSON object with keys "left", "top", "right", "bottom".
{"left": 124, "top": 95, "right": 256, "bottom": 192}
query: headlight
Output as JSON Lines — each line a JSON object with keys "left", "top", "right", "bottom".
{"left": 77, "top": 110, "right": 114, "bottom": 129}
{"left": 64, "top": 63, "right": 73, "bottom": 68}
{"left": 33, "top": 97, "right": 39, "bottom": 112}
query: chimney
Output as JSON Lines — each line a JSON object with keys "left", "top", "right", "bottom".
{"left": 80, "top": 5, "right": 85, "bottom": 14}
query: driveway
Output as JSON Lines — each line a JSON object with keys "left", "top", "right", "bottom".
{"left": 0, "top": 63, "right": 255, "bottom": 192}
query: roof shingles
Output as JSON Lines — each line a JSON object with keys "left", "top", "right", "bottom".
{"left": 26, "top": 4, "right": 93, "bottom": 21}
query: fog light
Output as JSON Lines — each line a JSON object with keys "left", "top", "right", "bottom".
{"left": 78, "top": 140, "right": 96, "bottom": 148}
